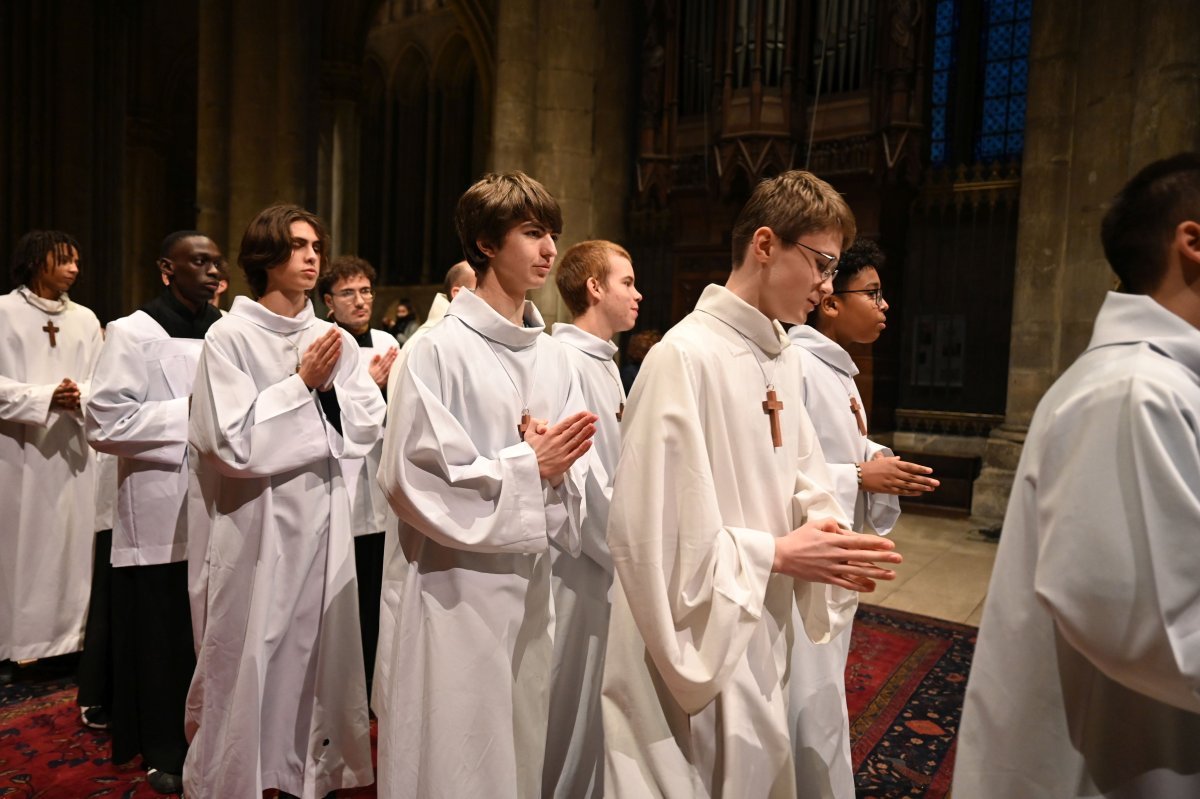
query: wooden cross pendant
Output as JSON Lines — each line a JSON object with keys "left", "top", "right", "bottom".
{"left": 762, "top": 389, "right": 784, "bottom": 448}
{"left": 616, "top": 402, "right": 624, "bottom": 422}
{"left": 849, "top": 396, "right": 867, "bottom": 436}
{"left": 518, "top": 410, "right": 532, "bottom": 439}
{"left": 43, "top": 320, "right": 59, "bottom": 347}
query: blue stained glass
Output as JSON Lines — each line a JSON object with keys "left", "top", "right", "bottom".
{"left": 1008, "top": 95, "right": 1026, "bottom": 124}
{"left": 982, "top": 98, "right": 1008, "bottom": 132}
{"left": 978, "top": 134, "right": 1004, "bottom": 159}
{"left": 1013, "top": 20, "right": 1032, "bottom": 55}
{"left": 1006, "top": 133, "right": 1024, "bottom": 153}
{"left": 934, "top": 37, "right": 954, "bottom": 71}
{"left": 932, "top": 107, "right": 947, "bottom": 134}
{"left": 936, "top": 0, "right": 954, "bottom": 33}
{"left": 986, "top": 23, "right": 1014, "bottom": 61}
{"left": 984, "top": 62, "right": 1010, "bottom": 97}
{"left": 989, "top": 0, "right": 1015, "bottom": 24}
{"left": 932, "top": 72, "right": 949, "bottom": 105}
{"left": 1011, "top": 60, "right": 1028, "bottom": 93}
{"left": 1015, "top": 0, "right": 1033, "bottom": 18}
{"left": 932, "top": 142, "right": 946, "bottom": 165}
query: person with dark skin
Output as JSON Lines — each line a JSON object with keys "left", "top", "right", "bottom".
{"left": 85, "top": 231, "right": 225, "bottom": 794}
{"left": 1, "top": 232, "right": 103, "bottom": 686}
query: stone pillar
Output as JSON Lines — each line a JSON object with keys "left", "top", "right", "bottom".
{"left": 318, "top": 62, "right": 363, "bottom": 259}
{"left": 971, "top": 0, "right": 1200, "bottom": 531}
{"left": 197, "top": 0, "right": 321, "bottom": 297}
{"left": 489, "top": 0, "right": 634, "bottom": 324}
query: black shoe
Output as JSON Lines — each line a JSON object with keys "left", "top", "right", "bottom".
{"left": 79, "top": 704, "right": 110, "bottom": 730}
{"left": 147, "top": 768, "right": 184, "bottom": 795}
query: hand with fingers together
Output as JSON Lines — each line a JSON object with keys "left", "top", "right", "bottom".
{"left": 298, "top": 327, "right": 343, "bottom": 391}
{"left": 51, "top": 378, "right": 81, "bottom": 411}
{"left": 772, "top": 517, "right": 903, "bottom": 593}
{"left": 524, "top": 410, "right": 598, "bottom": 488}
{"left": 859, "top": 454, "right": 940, "bottom": 497}
{"left": 368, "top": 346, "right": 398, "bottom": 388}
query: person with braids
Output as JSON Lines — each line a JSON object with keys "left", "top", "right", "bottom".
{"left": 0, "top": 230, "right": 102, "bottom": 682}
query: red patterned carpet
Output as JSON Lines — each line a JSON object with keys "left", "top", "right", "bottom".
{"left": 0, "top": 605, "right": 974, "bottom": 798}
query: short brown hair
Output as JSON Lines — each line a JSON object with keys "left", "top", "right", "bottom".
{"left": 318, "top": 254, "right": 377, "bottom": 298}
{"left": 730, "top": 170, "right": 856, "bottom": 268}
{"left": 238, "top": 204, "right": 328, "bottom": 298}
{"left": 555, "top": 240, "right": 632, "bottom": 317}
{"left": 455, "top": 171, "right": 563, "bottom": 274}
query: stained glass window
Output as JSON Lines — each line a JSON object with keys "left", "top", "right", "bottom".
{"left": 929, "top": 0, "right": 958, "bottom": 166}
{"left": 973, "top": 0, "right": 1032, "bottom": 161}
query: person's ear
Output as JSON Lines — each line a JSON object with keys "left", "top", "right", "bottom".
{"left": 749, "top": 227, "right": 774, "bottom": 267}
{"left": 586, "top": 276, "right": 603, "bottom": 303}
{"left": 820, "top": 295, "right": 840, "bottom": 317}
{"left": 1177, "top": 220, "right": 1200, "bottom": 273}
{"left": 476, "top": 238, "right": 496, "bottom": 259}
{"left": 158, "top": 257, "right": 174, "bottom": 284}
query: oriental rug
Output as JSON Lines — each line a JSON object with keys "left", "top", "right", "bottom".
{"left": 0, "top": 605, "right": 974, "bottom": 798}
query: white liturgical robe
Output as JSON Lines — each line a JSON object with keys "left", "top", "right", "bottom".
{"left": 953, "top": 292, "right": 1200, "bottom": 798}
{"left": 602, "top": 284, "right": 857, "bottom": 799}
{"left": 375, "top": 288, "right": 588, "bottom": 799}
{"left": 85, "top": 311, "right": 202, "bottom": 566}
{"left": 339, "top": 327, "right": 394, "bottom": 536}
{"left": 544, "top": 322, "right": 625, "bottom": 798}
{"left": 183, "top": 297, "right": 385, "bottom": 799}
{"left": 787, "top": 324, "right": 898, "bottom": 799}
{"left": 0, "top": 287, "right": 101, "bottom": 660}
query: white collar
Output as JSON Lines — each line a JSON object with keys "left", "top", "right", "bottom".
{"left": 694, "top": 284, "right": 790, "bottom": 357}
{"left": 229, "top": 295, "right": 317, "bottom": 334}
{"left": 788, "top": 325, "right": 859, "bottom": 377}
{"left": 17, "top": 285, "right": 69, "bottom": 315}
{"left": 445, "top": 288, "right": 544, "bottom": 350}
{"left": 551, "top": 322, "right": 618, "bottom": 360}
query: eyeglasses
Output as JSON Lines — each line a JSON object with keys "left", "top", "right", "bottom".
{"left": 833, "top": 287, "right": 885, "bottom": 307}
{"left": 332, "top": 287, "right": 375, "bottom": 300}
{"left": 781, "top": 238, "right": 839, "bottom": 282}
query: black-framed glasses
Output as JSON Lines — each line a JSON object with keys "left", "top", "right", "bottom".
{"left": 781, "top": 238, "right": 839, "bottom": 281}
{"left": 333, "top": 287, "right": 375, "bottom": 300}
{"left": 833, "top": 287, "right": 885, "bottom": 307}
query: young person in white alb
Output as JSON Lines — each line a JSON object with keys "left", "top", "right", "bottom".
{"left": 184, "top": 205, "right": 385, "bottom": 799}
{"left": 601, "top": 170, "right": 904, "bottom": 799}
{"left": 376, "top": 172, "right": 597, "bottom": 798}
{"left": 543, "top": 240, "right": 642, "bottom": 798}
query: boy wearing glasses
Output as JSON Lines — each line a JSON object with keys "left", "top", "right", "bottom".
{"left": 601, "top": 171, "right": 903, "bottom": 797}
{"left": 786, "top": 237, "right": 937, "bottom": 797}
{"left": 318, "top": 255, "right": 397, "bottom": 698}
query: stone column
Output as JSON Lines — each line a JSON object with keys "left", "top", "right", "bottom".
{"left": 489, "top": 0, "right": 634, "bottom": 324}
{"left": 318, "top": 62, "right": 363, "bottom": 259}
{"left": 971, "top": 0, "right": 1200, "bottom": 531}
{"left": 197, "top": 0, "right": 320, "bottom": 296}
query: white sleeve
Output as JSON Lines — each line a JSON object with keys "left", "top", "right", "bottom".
{"left": 0, "top": 374, "right": 57, "bottom": 425}
{"left": 85, "top": 322, "right": 189, "bottom": 465}
{"left": 188, "top": 334, "right": 332, "bottom": 478}
{"left": 788, "top": 406, "right": 859, "bottom": 645}
{"left": 327, "top": 328, "right": 387, "bottom": 459}
{"left": 1033, "top": 377, "right": 1200, "bottom": 712}
{"left": 378, "top": 341, "right": 567, "bottom": 555}
{"left": 607, "top": 342, "right": 778, "bottom": 714}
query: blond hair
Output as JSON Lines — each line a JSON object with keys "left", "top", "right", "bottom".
{"left": 555, "top": 240, "right": 632, "bottom": 317}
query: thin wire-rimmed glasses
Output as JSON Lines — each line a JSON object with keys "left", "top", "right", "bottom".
{"left": 832, "top": 287, "right": 885, "bottom": 307}
{"left": 333, "top": 287, "right": 375, "bottom": 300}
{"left": 781, "top": 238, "right": 839, "bottom": 282}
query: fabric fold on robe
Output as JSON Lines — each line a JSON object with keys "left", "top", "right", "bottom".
{"left": 602, "top": 284, "right": 855, "bottom": 799}
{"left": 374, "top": 288, "right": 590, "bottom": 798}
{"left": 0, "top": 287, "right": 101, "bottom": 660}
{"left": 183, "top": 296, "right": 384, "bottom": 799}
